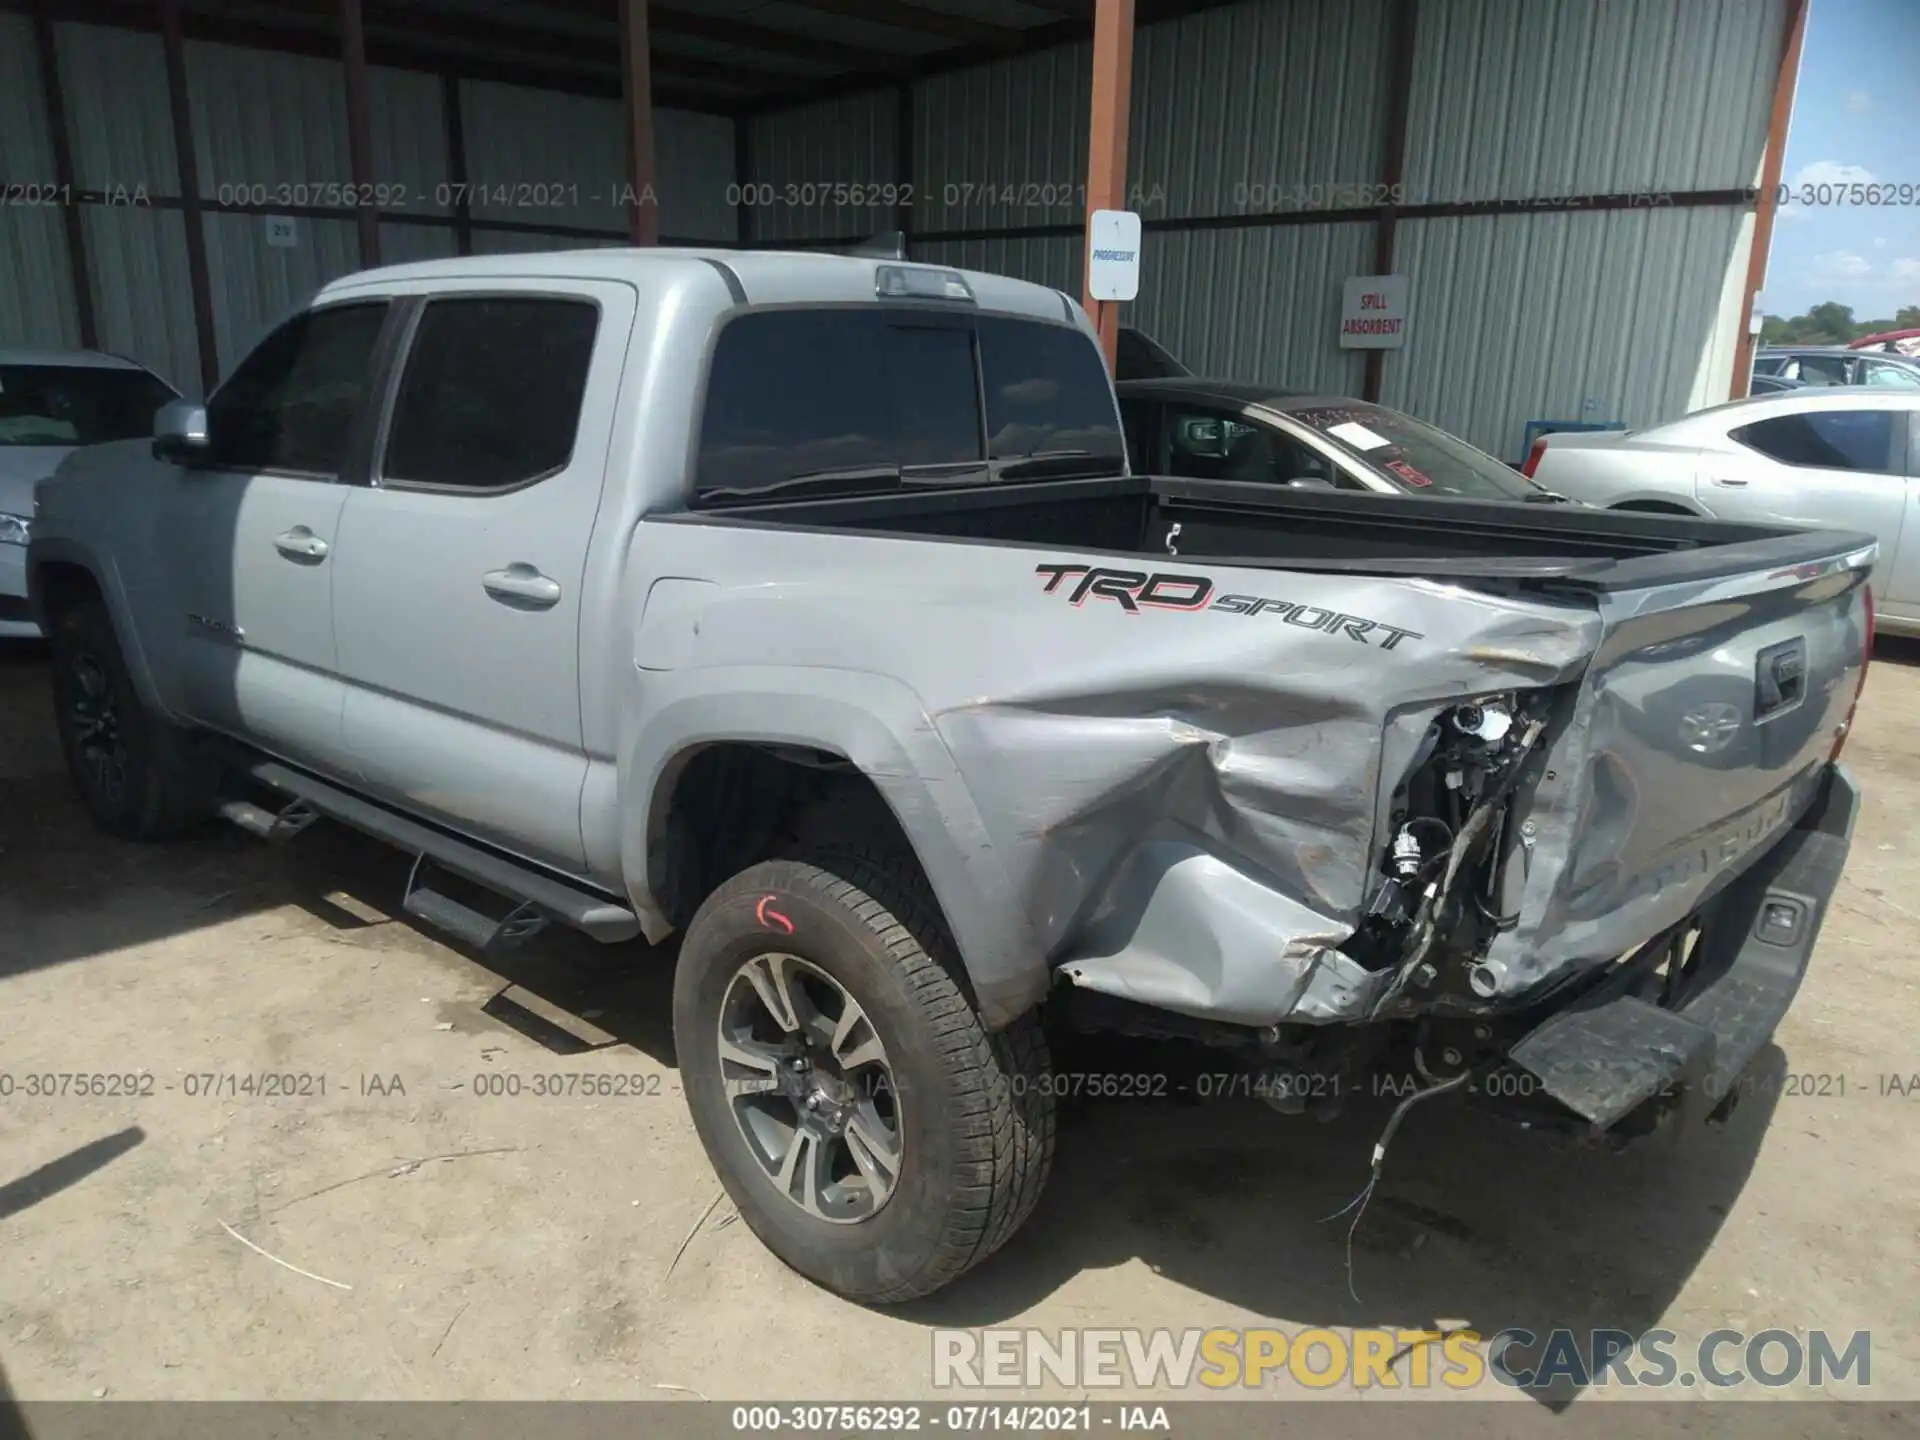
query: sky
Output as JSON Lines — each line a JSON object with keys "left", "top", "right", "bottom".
{"left": 1763, "top": 0, "right": 1920, "bottom": 320}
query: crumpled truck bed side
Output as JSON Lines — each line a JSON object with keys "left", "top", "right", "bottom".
{"left": 626, "top": 522, "right": 1607, "bottom": 1028}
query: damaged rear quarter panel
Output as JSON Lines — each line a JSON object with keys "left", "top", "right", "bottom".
{"left": 628, "top": 522, "right": 1604, "bottom": 1028}
{"left": 929, "top": 559, "right": 1604, "bottom": 1026}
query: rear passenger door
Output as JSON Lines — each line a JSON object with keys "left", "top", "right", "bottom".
{"left": 330, "top": 284, "right": 635, "bottom": 872}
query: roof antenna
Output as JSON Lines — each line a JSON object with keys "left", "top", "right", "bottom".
{"left": 844, "top": 231, "right": 906, "bottom": 260}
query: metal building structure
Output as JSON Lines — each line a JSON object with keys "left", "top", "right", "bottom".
{"left": 0, "top": 0, "right": 1799, "bottom": 461}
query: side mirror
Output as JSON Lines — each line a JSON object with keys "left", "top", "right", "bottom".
{"left": 153, "top": 399, "right": 209, "bottom": 462}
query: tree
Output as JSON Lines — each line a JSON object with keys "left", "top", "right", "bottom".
{"left": 1758, "top": 300, "right": 1920, "bottom": 345}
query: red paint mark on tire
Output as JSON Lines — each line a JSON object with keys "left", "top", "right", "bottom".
{"left": 755, "top": 895, "right": 794, "bottom": 934}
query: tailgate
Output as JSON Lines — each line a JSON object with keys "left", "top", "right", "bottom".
{"left": 1483, "top": 533, "right": 1874, "bottom": 992}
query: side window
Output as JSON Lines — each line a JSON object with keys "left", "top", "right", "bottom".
{"left": 1861, "top": 360, "right": 1920, "bottom": 389}
{"left": 1733, "top": 410, "right": 1899, "bottom": 473}
{"left": 206, "top": 303, "right": 388, "bottom": 474}
{"left": 975, "top": 316, "right": 1123, "bottom": 462}
{"left": 695, "top": 310, "right": 981, "bottom": 502}
{"left": 382, "top": 296, "right": 599, "bottom": 490}
{"left": 1792, "top": 354, "right": 1851, "bottom": 386}
{"left": 1162, "top": 406, "right": 1344, "bottom": 486}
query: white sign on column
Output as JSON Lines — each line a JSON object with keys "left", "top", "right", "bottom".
{"left": 1339, "top": 274, "right": 1408, "bottom": 348}
{"left": 1087, "top": 209, "right": 1142, "bottom": 302}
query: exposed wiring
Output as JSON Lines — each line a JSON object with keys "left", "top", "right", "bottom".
{"left": 1320, "top": 1063, "right": 1474, "bottom": 1304}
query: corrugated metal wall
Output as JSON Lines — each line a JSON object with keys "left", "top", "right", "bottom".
{"left": 1402, "top": 0, "right": 1782, "bottom": 204}
{"left": 0, "top": 17, "right": 739, "bottom": 392}
{"left": 3, "top": 0, "right": 1785, "bottom": 450}
{"left": 0, "top": 12, "right": 79, "bottom": 351}
{"left": 1386, "top": 206, "right": 1749, "bottom": 460}
{"left": 746, "top": 0, "right": 1782, "bottom": 457}
{"left": 748, "top": 90, "right": 898, "bottom": 242}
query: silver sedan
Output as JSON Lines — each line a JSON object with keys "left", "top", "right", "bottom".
{"left": 1528, "top": 389, "right": 1920, "bottom": 635}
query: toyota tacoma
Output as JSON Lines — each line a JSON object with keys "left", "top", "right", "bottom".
{"left": 28, "top": 250, "right": 1869, "bottom": 1302}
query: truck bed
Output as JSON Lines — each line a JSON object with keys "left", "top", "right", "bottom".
{"left": 646, "top": 474, "right": 1873, "bottom": 1033}
{"left": 673, "top": 472, "right": 1860, "bottom": 593}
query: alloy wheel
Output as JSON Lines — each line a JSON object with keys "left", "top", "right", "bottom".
{"left": 716, "top": 951, "right": 903, "bottom": 1223}
{"left": 66, "top": 650, "right": 129, "bottom": 808}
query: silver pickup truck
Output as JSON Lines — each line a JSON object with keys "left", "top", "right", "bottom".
{"left": 28, "top": 250, "right": 1871, "bottom": 1304}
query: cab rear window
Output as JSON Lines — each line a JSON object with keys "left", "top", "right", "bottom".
{"left": 694, "top": 308, "right": 1121, "bottom": 504}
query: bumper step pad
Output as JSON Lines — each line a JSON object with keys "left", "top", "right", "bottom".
{"left": 1509, "top": 767, "right": 1857, "bottom": 1133}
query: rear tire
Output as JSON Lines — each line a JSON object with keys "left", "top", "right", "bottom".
{"left": 673, "top": 846, "right": 1054, "bottom": 1303}
{"left": 48, "top": 600, "right": 211, "bottom": 840}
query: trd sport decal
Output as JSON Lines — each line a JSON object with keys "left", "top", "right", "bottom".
{"left": 1033, "top": 563, "right": 1424, "bottom": 650}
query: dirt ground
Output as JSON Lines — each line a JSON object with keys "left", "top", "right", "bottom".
{"left": 1, "top": 635, "right": 1917, "bottom": 1421}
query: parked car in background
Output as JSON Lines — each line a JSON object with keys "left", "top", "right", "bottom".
{"left": 1117, "top": 378, "right": 1564, "bottom": 502}
{"left": 0, "top": 349, "right": 179, "bottom": 638}
{"left": 1749, "top": 371, "right": 1810, "bottom": 396}
{"left": 1526, "top": 389, "right": 1920, "bottom": 634}
{"left": 1753, "top": 345, "right": 1920, "bottom": 389}
{"left": 1114, "top": 326, "right": 1190, "bottom": 381}
{"left": 1848, "top": 328, "right": 1920, "bottom": 359}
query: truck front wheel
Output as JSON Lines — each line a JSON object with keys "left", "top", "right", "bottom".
{"left": 48, "top": 600, "right": 212, "bottom": 841}
{"left": 673, "top": 847, "right": 1054, "bottom": 1303}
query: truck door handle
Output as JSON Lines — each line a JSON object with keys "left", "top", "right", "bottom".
{"left": 273, "top": 526, "right": 329, "bottom": 560}
{"left": 482, "top": 564, "right": 562, "bottom": 609}
{"left": 1710, "top": 476, "right": 1749, "bottom": 488}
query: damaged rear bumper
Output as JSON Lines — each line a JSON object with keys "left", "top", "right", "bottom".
{"left": 1504, "top": 763, "right": 1857, "bottom": 1133}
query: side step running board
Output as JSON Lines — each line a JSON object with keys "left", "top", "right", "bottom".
{"left": 403, "top": 855, "right": 550, "bottom": 955}
{"left": 218, "top": 796, "right": 319, "bottom": 844}
{"left": 244, "top": 759, "right": 642, "bottom": 944}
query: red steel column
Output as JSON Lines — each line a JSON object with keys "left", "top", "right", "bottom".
{"left": 1731, "top": 0, "right": 1808, "bottom": 400}
{"left": 339, "top": 0, "right": 382, "bottom": 267}
{"left": 621, "top": 0, "right": 660, "bottom": 245}
{"left": 1081, "top": 0, "right": 1135, "bottom": 369}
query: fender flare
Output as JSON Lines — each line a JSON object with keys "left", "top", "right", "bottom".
{"left": 618, "top": 666, "right": 1050, "bottom": 1029}
{"left": 26, "top": 537, "right": 176, "bottom": 719}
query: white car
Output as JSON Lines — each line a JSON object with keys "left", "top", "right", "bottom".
{"left": 1527, "top": 388, "right": 1920, "bottom": 635}
{"left": 1, "top": 348, "right": 179, "bottom": 638}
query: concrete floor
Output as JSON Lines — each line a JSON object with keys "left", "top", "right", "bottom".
{"left": 1, "top": 637, "right": 1917, "bottom": 1421}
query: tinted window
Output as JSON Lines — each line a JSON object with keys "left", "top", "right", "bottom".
{"left": 1787, "top": 354, "right": 1851, "bottom": 386}
{"left": 1284, "top": 401, "right": 1541, "bottom": 500}
{"left": 1119, "top": 397, "right": 1159, "bottom": 471}
{"left": 976, "top": 316, "right": 1123, "bottom": 464}
{"left": 1733, "top": 410, "right": 1898, "bottom": 473}
{"left": 0, "top": 364, "right": 176, "bottom": 447}
{"left": 208, "top": 304, "right": 386, "bottom": 474}
{"left": 383, "top": 297, "right": 599, "bottom": 490}
{"left": 696, "top": 310, "right": 981, "bottom": 502}
{"left": 1163, "top": 405, "right": 1356, "bottom": 489}
{"left": 1116, "top": 327, "right": 1190, "bottom": 382}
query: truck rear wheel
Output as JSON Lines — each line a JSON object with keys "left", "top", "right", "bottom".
{"left": 48, "top": 600, "right": 210, "bottom": 840}
{"left": 673, "top": 846, "right": 1054, "bottom": 1303}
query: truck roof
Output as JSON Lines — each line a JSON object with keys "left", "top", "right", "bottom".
{"left": 321, "top": 246, "right": 1081, "bottom": 327}
{"left": 0, "top": 347, "right": 149, "bottom": 370}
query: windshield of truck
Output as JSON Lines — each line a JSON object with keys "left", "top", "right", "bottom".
{"left": 1278, "top": 400, "right": 1546, "bottom": 501}
{"left": 0, "top": 363, "right": 177, "bottom": 447}
{"left": 693, "top": 308, "right": 1123, "bottom": 504}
